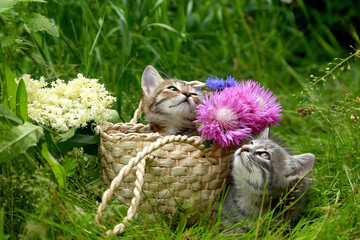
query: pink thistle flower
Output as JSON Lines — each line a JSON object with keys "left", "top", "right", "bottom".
{"left": 195, "top": 80, "right": 282, "bottom": 147}
{"left": 230, "top": 80, "right": 282, "bottom": 135}
{"left": 195, "top": 92, "right": 252, "bottom": 147}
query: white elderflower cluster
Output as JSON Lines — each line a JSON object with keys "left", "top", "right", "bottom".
{"left": 19, "top": 73, "right": 117, "bottom": 132}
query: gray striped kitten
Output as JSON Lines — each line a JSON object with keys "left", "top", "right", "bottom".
{"left": 221, "top": 128, "right": 315, "bottom": 233}
{"left": 141, "top": 65, "right": 204, "bottom": 136}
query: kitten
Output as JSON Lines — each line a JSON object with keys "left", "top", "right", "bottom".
{"left": 141, "top": 65, "right": 204, "bottom": 136}
{"left": 221, "top": 128, "right": 315, "bottom": 233}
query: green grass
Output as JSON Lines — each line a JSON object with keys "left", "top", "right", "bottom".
{"left": 1, "top": 0, "right": 360, "bottom": 239}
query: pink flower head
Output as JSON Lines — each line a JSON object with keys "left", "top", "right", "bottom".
{"left": 231, "top": 80, "right": 282, "bottom": 135}
{"left": 195, "top": 80, "right": 282, "bottom": 147}
{"left": 195, "top": 92, "right": 252, "bottom": 147}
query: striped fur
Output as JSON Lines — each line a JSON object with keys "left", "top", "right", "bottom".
{"left": 221, "top": 128, "right": 315, "bottom": 233}
{"left": 141, "top": 66, "right": 204, "bottom": 136}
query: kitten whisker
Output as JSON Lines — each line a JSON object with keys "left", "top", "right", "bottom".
{"left": 158, "top": 64, "right": 173, "bottom": 79}
{"left": 247, "top": 155, "right": 268, "bottom": 173}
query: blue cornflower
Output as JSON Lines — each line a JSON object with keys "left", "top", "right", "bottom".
{"left": 224, "top": 76, "right": 237, "bottom": 88}
{"left": 206, "top": 76, "right": 225, "bottom": 91}
{"left": 206, "top": 76, "right": 237, "bottom": 91}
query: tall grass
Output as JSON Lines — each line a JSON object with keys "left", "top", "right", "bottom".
{"left": 1, "top": 0, "right": 359, "bottom": 239}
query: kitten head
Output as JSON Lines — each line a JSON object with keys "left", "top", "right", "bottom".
{"left": 232, "top": 128, "right": 315, "bottom": 194}
{"left": 141, "top": 65, "right": 204, "bottom": 136}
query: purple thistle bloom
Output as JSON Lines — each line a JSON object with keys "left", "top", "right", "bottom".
{"left": 195, "top": 80, "right": 282, "bottom": 147}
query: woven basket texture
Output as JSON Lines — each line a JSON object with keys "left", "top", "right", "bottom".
{"left": 98, "top": 122, "right": 235, "bottom": 216}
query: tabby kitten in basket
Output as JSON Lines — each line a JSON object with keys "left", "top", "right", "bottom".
{"left": 141, "top": 65, "right": 204, "bottom": 136}
{"left": 221, "top": 128, "right": 315, "bottom": 233}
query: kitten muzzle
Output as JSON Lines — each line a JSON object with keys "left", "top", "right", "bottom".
{"left": 181, "top": 90, "right": 191, "bottom": 98}
{"left": 235, "top": 148, "right": 247, "bottom": 161}
{"left": 169, "top": 96, "right": 196, "bottom": 110}
{"left": 241, "top": 145, "right": 250, "bottom": 152}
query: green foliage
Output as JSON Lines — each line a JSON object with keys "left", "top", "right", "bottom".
{"left": 24, "top": 12, "right": 59, "bottom": 37}
{"left": 0, "top": 0, "right": 47, "bottom": 13}
{"left": 58, "top": 133, "right": 99, "bottom": 155}
{"left": 0, "top": 103, "right": 23, "bottom": 125}
{"left": 0, "top": 0, "right": 360, "bottom": 239}
{"left": 0, "top": 0, "right": 58, "bottom": 78}
{"left": 15, "top": 78, "right": 28, "bottom": 121}
{"left": 2, "top": 68, "right": 17, "bottom": 110}
{"left": 301, "top": 49, "right": 360, "bottom": 102}
{"left": 41, "top": 142, "right": 67, "bottom": 188}
{"left": 0, "top": 0, "right": 17, "bottom": 13}
{"left": 0, "top": 208, "right": 9, "bottom": 240}
{"left": 0, "top": 121, "right": 44, "bottom": 162}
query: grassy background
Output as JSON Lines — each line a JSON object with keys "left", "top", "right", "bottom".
{"left": 1, "top": 0, "right": 360, "bottom": 239}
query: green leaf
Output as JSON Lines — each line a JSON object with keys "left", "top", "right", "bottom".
{"left": 24, "top": 13, "right": 59, "bottom": 37}
{"left": 1, "top": 36, "right": 15, "bottom": 48}
{"left": 58, "top": 127, "right": 76, "bottom": 142}
{"left": 16, "top": 78, "right": 28, "bottom": 121}
{"left": 3, "top": 67, "right": 17, "bottom": 111}
{"left": 114, "top": 205, "right": 128, "bottom": 218}
{"left": 0, "top": 122, "right": 44, "bottom": 162}
{"left": 0, "top": 0, "right": 17, "bottom": 13}
{"left": 63, "top": 157, "right": 78, "bottom": 177}
{"left": 41, "top": 142, "right": 67, "bottom": 189}
{"left": 57, "top": 134, "right": 99, "bottom": 152}
{"left": 41, "top": 126, "right": 76, "bottom": 142}
{"left": 40, "top": 124, "right": 61, "bottom": 135}
{"left": 0, "top": 104, "right": 23, "bottom": 125}
{"left": 19, "top": 0, "right": 47, "bottom": 2}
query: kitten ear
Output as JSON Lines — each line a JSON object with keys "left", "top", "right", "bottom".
{"left": 287, "top": 153, "right": 315, "bottom": 181}
{"left": 141, "top": 65, "right": 164, "bottom": 96}
{"left": 258, "top": 127, "right": 270, "bottom": 139}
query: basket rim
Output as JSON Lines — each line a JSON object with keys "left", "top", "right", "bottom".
{"left": 96, "top": 122, "right": 205, "bottom": 141}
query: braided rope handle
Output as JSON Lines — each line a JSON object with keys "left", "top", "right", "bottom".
{"left": 129, "top": 81, "right": 207, "bottom": 124}
{"left": 129, "top": 100, "right": 143, "bottom": 125}
{"left": 96, "top": 134, "right": 211, "bottom": 235}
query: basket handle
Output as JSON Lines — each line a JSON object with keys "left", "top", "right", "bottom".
{"left": 129, "top": 100, "right": 143, "bottom": 125}
{"left": 129, "top": 81, "right": 207, "bottom": 124}
{"left": 96, "top": 134, "right": 211, "bottom": 235}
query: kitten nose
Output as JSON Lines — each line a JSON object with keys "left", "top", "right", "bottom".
{"left": 241, "top": 145, "right": 249, "bottom": 152}
{"left": 182, "top": 91, "right": 191, "bottom": 98}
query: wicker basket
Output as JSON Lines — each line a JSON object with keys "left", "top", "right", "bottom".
{"left": 95, "top": 81, "right": 236, "bottom": 235}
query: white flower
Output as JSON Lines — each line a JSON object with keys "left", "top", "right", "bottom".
{"left": 19, "top": 74, "right": 117, "bottom": 132}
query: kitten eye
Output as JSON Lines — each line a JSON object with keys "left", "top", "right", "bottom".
{"left": 258, "top": 152, "right": 270, "bottom": 160}
{"left": 167, "top": 86, "right": 179, "bottom": 91}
